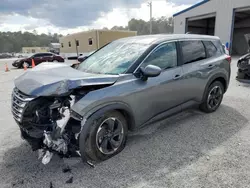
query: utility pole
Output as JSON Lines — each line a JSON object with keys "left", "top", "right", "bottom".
{"left": 148, "top": 1, "right": 152, "bottom": 34}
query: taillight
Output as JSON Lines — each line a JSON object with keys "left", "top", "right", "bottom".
{"left": 226, "top": 55, "right": 231, "bottom": 64}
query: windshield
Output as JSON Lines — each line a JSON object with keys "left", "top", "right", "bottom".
{"left": 77, "top": 40, "right": 150, "bottom": 74}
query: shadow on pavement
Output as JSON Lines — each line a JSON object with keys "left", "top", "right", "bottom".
{"left": 1, "top": 104, "right": 248, "bottom": 188}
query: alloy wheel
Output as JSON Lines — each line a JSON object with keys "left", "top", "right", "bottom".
{"left": 96, "top": 117, "right": 124, "bottom": 155}
{"left": 207, "top": 86, "right": 223, "bottom": 109}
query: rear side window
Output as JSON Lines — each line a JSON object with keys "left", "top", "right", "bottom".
{"left": 211, "top": 40, "right": 224, "bottom": 54}
{"left": 180, "top": 41, "right": 206, "bottom": 64}
{"left": 203, "top": 41, "right": 217, "bottom": 58}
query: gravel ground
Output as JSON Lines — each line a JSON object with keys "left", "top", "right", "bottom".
{"left": 1, "top": 58, "right": 250, "bottom": 188}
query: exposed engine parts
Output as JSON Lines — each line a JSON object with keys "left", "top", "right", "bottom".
{"left": 13, "top": 91, "right": 83, "bottom": 164}
{"left": 237, "top": 53, "right": 250, "bottom": 80}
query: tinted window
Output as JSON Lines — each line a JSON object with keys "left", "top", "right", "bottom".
{"left": 142, "top": 42, "right": 177, "bottom": 70}
{"left": 180, "top": 41, "right": 206, "bottom": 64}
{"left": 44, "top": 53, "right": 53, "bottom": 57}
{"left": 33, "top": 54, "right": 44, "bottom": 57}
{"left": 212, "top": 40, "right": 224, "bottom": 54}
{"left": 203, "top": 41, "right": 217, "bottom": 58}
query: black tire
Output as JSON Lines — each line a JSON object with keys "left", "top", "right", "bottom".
{"left": 200, "top": 81, "right": 224, "bottom": 113}
{"left": 79, "top": 111, "right": 128, "bottom": 162}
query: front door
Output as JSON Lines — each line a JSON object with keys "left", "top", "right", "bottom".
{"left": 43, "top": 53, "right": 54, "bottom": 62}
{"left": 33, "top": 54, "right": 44, "bottom": 65}
{"left": 128, "top": 42, "right": 184, "bottom": 126}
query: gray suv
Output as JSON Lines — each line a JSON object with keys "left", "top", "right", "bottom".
{"left": 12, "top": 34, "right": 231, "bottom": 164}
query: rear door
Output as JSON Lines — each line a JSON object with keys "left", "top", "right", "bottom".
{"left": 179, "top": 40, "right": 208, "bottom": 105}
{"left": 43, "top": 53, "right": 53, "bottom": 62}
{"left": 179, "top": 39, "right": 225, "bottom": 106}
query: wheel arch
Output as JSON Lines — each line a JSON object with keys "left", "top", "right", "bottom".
{"left": 202, "top": 74, "right": 228, "bottom": 102}
{"left": 84, "top": 103, "right": 136, "bottom": 131}
{"left": 79, "top": 103, "right": 135, "bottom": 162}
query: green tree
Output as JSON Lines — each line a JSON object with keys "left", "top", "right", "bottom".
{"left": 0, "top": 31, "right": 60, "bottom": 53}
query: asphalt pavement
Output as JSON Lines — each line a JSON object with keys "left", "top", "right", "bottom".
{"left": 1, "top": 58, "right": 250, "bottom": 188}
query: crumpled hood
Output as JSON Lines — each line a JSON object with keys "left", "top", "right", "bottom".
{"left": 14, "top": 63, "right": 119, "bottom": 96}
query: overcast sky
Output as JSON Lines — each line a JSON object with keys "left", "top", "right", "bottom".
{"left": 0, "top": 0, "right": 199, "bottom": 35}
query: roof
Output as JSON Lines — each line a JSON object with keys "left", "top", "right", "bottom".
{"left": 116, "top": 34, "right": 220, "bottom": 45}
{"left": 173, "top": 0, "right": 210, "bottom": 17}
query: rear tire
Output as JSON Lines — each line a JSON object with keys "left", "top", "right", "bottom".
{"left": 79, "top": 111, "right": 128, "bottom": 162}
{"left": 200, "top": 81, "right": 224, "bottom": 113}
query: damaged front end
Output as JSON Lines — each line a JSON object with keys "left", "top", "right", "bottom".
{"left": 11, "top": 63, "right": 119, "bottom": 164}
{"left": 12, "top": 88, "right": 84, "bottom": 164}
{"left": 237, "top": 34, "right": 250, "bottom": 80}
{"left": 237, "top": 53, "right": 250, "bottom": 80}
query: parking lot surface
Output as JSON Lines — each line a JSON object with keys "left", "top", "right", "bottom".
{"left": 1, "top": 58, "right": 250, "bottom": 188}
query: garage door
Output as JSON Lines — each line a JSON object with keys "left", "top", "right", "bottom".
{"left": 186, "top": 13, "right": 216, "bottom": 35}
{"left": 187, "top": 13, "right": 216, "bottom": 21}
{"left": 231, "top": 7, "right": 250, "bottom": 55}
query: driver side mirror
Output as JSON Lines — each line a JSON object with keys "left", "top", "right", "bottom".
{"left": 78, "top": 55, "right": 88, "bottom": 63}
{"left": 140, "top": 65, "right": 161, "bottom": 81}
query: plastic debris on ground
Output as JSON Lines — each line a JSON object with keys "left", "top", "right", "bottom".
{"left": 62, "top": 166, "right": 72, "bottom": 173}
{"left": 66, "top": 177, "right": 73, "bottom": 184}
{"left": 42, "top": 150, "right": 54, "bottom": 165}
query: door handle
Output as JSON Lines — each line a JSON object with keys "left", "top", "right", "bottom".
{"left": 208, "top": 64, "right": 215, "bottom": 69}
{"left": 173, "top": 74, "right": 182, "bottom": 80}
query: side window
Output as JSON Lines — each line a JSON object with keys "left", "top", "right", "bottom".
{"left": 141, "top": 42, "right": 177, "bottom": 70}
{"left": 45, "top": 53, "right": 53, "bottom": 57}
{"left": 33, "top": 54, "right": 43, "bottom": 57}
{"left": 38, "top": 53, "right": 45, "bottom": 57}
{"left": 203, "top": 41, "right": 218, "bottom": 58}
{"left": 180, "top": 40, "right": 206, "bottom": 64}
{"left": 212, "top": 40, "right": 224, "bottom": 54}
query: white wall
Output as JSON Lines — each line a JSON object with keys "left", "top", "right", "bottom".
{"left": 174, "top": 0, "right": 250, "bottom": 47}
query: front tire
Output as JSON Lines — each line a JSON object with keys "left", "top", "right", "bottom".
{"left": 79, "top": 111, "right": 128, "bottom": 162}
{"left": 200, "top": 81, "right": 224, "bottom": 113}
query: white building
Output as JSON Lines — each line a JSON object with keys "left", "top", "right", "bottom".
{"left": 173, "top": 0, "right": 250, "bottom": 55}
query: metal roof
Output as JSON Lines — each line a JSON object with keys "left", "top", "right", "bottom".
{"left": 173, "top": 0, "right": 210, "bottom": 17}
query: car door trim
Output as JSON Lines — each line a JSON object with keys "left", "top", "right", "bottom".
{"left": 133, "top": 40, "right": 179, "bottom": 73}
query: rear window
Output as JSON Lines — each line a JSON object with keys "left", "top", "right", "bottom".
{"left": 180, "top": 40, "right": 206, "bottom": 64}
{"left": 211, "top": 40, "right": 224, "bottom": 54}
{"left": 203, "top": 41, "right": 217, "bottom": 58}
